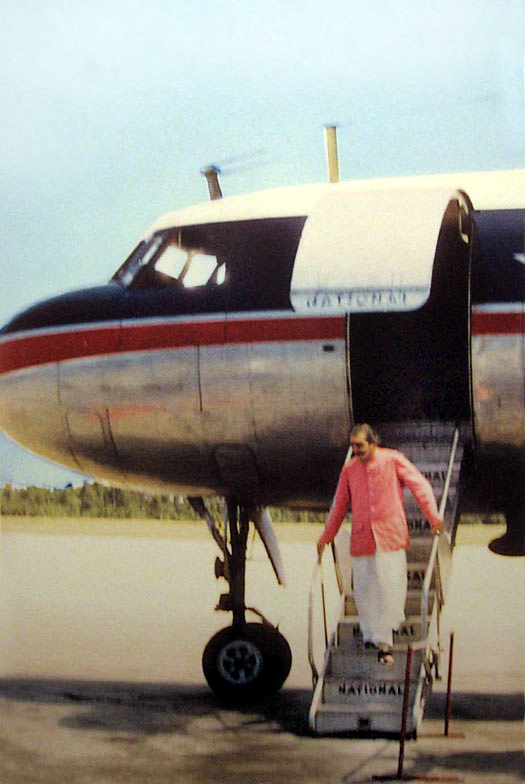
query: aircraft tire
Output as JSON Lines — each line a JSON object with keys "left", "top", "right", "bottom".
{"left": 202, "top": 622, "right": 292, "bottom": 703}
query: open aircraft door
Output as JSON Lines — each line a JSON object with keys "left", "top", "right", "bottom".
{"left": 290, "top": 184, "right": 467, "bottom": 425}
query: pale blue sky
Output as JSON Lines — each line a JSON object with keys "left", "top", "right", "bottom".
{"left": 2, "top": 0, "right": 525, "bottom": 484}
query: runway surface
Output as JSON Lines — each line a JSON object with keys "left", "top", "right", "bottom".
{"left": 0, "top": 518, "right": 522, "bottom": 782}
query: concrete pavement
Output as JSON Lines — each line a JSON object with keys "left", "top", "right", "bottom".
{"left": 0, "top": 520, "right": 522, "bottom": 782}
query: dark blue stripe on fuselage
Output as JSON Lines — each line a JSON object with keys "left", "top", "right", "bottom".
{"left": 1, "top": 282, "right": 290, "bottom": 335}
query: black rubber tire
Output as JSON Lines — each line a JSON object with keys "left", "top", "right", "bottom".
{"left": 202, "top": 622, "right": 292, "bottom": 703}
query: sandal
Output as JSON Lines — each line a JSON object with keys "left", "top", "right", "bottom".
{"left": 378, "top": 648, "right": 394, "bottom": 666}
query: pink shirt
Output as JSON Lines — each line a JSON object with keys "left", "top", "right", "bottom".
{"left": 319, "top": 447, "right": 442, "bottom": 556}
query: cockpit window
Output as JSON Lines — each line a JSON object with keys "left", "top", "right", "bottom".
{"left": 155, "top": 246, "right": 225, "bottom": 287}
{"left": 111, "top": 229, "right": 224, "bottom": 290}
{"left": 111, "top": 217, "right": 306, "bottom": 310}
{"left": 153, "top": 244, "right": 189, "bottom": 281}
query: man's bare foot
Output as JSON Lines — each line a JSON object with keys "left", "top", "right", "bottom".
{"left": 378, "top": 647, "right": 394, "bottom": 665}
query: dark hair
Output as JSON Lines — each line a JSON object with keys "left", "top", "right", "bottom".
{"left": 350, "top": 423, "right": 379, "bottom": 445}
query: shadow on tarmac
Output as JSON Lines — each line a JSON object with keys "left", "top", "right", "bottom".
{"left": 0, "top": 680, "right": 522, "bottom": 782}
{"left": 0, "top": 679, "right": 312, "bottom": 736}
{"left": 426, "top": 690, "right": 523, "bottom": 721}
{"left": 391, "top": 750, "right": 525, "bottom": 781}
{"left": 0, "top": 678, "right": 521, "bottom": 735}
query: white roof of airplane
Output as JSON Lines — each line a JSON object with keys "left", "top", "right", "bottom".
{"left": 135, "top": 168, "right": 525, "bottom": 316}
{"left": 147, "top": 168, "right": 525, "bottom": 232}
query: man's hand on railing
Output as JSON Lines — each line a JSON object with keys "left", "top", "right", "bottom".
{"left": 431, "top": 518, "right": 444, "bottom": 536}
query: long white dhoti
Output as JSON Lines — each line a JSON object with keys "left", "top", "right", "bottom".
{"left": 352, "top": 549, "right": 407, "bottom": 647}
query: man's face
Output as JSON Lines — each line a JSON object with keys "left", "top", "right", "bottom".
{"left": 350, "top": 435, "right": 375, "bottom": 463}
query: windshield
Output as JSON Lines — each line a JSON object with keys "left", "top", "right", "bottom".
{"left": 112, "top": 228, "right": 225, "bottom": 290}
{"left": 111, "top": 217, "right": 306, "bottom": 310}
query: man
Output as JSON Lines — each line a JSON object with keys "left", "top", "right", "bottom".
{"left": 317, "top": 423, "right": 443, "bottom": 665}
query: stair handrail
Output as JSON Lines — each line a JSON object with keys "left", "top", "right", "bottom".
{"left": 421, "top": 426, "right": 459, "bottom": 637}
{"left": 307, "top": 557, "right": 329, "bottom": 687}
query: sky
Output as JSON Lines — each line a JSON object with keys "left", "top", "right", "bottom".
{"left": 2, "top": 0, "right": 525, "bottom": 486}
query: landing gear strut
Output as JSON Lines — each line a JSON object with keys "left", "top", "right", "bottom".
{"left": 190, "top": 496, "right": 292, "bottom": 702}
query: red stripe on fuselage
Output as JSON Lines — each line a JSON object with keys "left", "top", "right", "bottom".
{"left": 472, "top": 310, "right": 523, "bottom": 335}
{"left": 0, "top": 315, "right": 345, "bottom": 375}
{"left": 0, "top": 326, "right": 121, "bottom": 376}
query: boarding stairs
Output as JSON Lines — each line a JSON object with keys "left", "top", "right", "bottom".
{"left": 308, "top": 422, "right": 465, "bottom": 736}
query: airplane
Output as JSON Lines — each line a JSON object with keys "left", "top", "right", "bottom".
{"left": 0, "top": 159, "right": 524, "bottom": 703}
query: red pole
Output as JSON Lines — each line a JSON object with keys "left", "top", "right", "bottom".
{"left": 445, "top": 632, "right": 454, "bottom": 736}
{"left": 397, "top": 644, "right": 413, "bottom": 779}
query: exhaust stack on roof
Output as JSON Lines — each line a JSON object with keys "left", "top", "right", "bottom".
{"left": 324, "top": 125, "right": 340, "bottom": 183}
{"left": 201, "top": 166, "right": 223, "bottom": 200}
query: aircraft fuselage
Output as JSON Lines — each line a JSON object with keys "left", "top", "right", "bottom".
{"left": 0, "top": 172, "right": 523, "bottom": 523}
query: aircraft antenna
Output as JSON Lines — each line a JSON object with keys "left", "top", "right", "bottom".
{"left": 324, "top": 124, "right": 340, "bottom": 183}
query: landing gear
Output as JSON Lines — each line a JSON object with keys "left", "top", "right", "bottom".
{"left": 189, "top": 496, "right": 292, "bottom": 703}
{"left": 202, "top": 622, "right": 292, "bottom": 702}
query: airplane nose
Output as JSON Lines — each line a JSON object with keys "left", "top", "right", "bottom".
{"left": 0, "top": 284, "right": 127, "bottom": 480}
{"left": 1, "top": 283, "right": 125, "bottom": 336}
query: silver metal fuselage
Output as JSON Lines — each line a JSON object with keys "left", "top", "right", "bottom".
{"left": 0, "top": 313, "right": 350, "bottom": 504}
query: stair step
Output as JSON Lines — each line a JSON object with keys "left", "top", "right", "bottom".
{"left": 396, "top": 445, "right": 464, "bottom": 462}
{"left": 406, "top": 516, "right": 433, "bottom": 536}
{"left": 407, "top": 462, "right": 460, "bottom": 481}
{"left": 377, "top": 420, "right": 465, "bottom": 443}
{"left": 328, "top": 645, "right": 425, "bottom": 678}
{"left": 407, "top": 561, "right": 435, "bottom": 589}
{"left": 322, "top": 673, "right": 420, "bottom": 706}
{"left": 407, "top": 538, "right": 435, "bottom": 561}
{"left": 337, "top": 615, "right": 426, "bottom": 647}
{"left": 312, "top": 703, "right": 415, "bottom": 735}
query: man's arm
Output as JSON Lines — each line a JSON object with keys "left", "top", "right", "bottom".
{"left": 395, "top": 453, "right": 444, "bottom": 534}
{"left": 317, "top": 467, "right": 351, "bottom": 558}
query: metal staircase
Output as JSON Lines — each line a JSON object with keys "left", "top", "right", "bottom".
{"left": 308, "top": 422, "right": 465, "bottom": 736}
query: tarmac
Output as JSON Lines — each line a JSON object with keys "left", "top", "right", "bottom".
{"left": 0, "top": 519, "right": 523, "bottom": 783}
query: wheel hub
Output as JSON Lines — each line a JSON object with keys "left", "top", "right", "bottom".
{"left": 218, "top": 638, "right": 263, "bottom": 685}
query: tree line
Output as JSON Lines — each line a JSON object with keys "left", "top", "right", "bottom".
{"left": 0, "top": 482, "right": 326, "bottom": 522}
{"left": 0, "top": 482, "right": 494, "bottom": 524}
